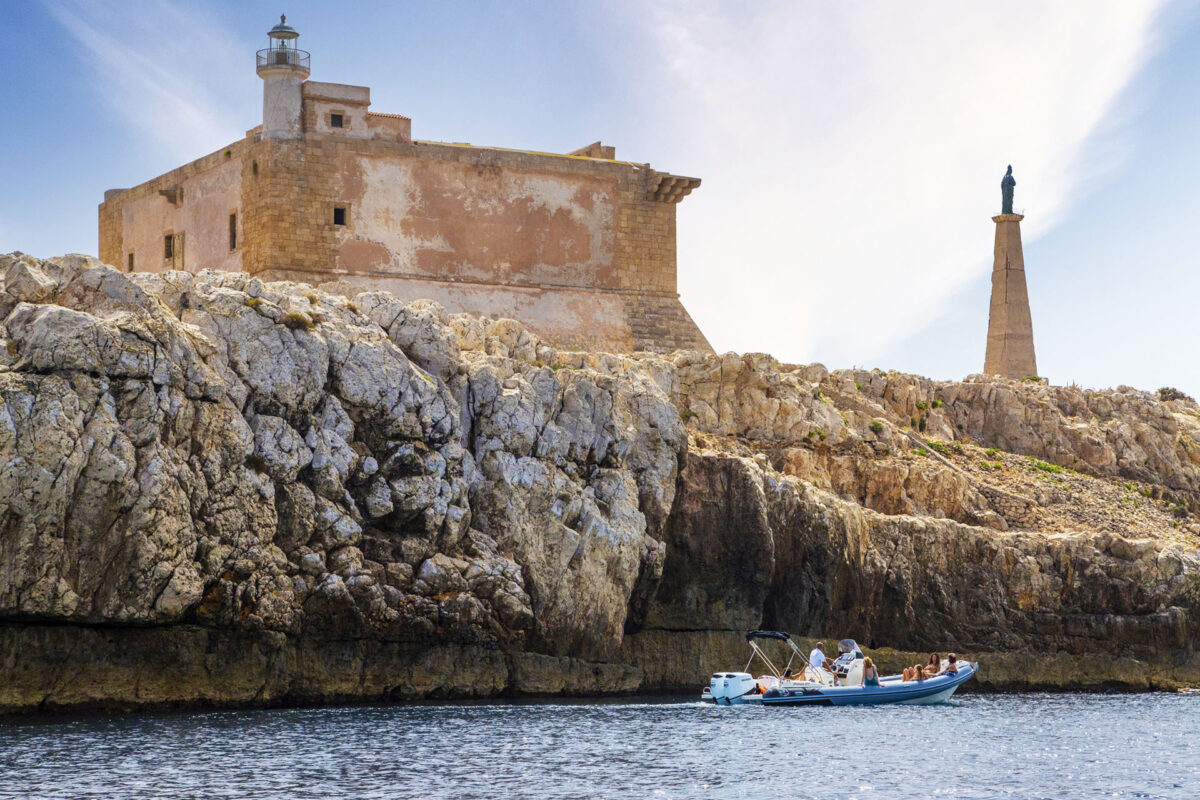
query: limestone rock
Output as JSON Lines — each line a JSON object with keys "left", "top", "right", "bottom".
{"left": 2, "top": 251, "right": 1198, "bottom": 712}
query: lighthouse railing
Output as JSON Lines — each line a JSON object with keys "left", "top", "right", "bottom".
{"left": 256, "top": 49, "right": 310, "bottom": 70}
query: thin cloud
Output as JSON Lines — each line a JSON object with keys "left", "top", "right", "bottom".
{"left": 45, "top": 0, "right": 248, "bottom": 161}
{"left": 630, "top": 1, "right": 1167, "bottom": 366}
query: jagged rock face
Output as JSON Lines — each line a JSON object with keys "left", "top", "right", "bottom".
{"left": 637, "top": 450, "right": 1200, "bottom": 664}
{"left": 674, "top": 352, "right": 1200, "bottom": 532}
{"left": 0, "top": 254, "right": 684, "bottom": 673}
{"left": 643, "top": 453, "right": 774, "bottom": 631}
{"left": 2, "top": 252, "right": 1200, "bottom": 711}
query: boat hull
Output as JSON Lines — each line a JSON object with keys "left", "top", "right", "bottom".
{"left": 761, "top": 663, "right": 977, "bottom": 707}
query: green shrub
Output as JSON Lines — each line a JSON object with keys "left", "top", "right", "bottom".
{"left": 918, "top": 417, "right": 927, "bottom": 432}
{"left": 1022, "top": 375, "right": 1042, "bottom": 383}
{"left": 910, "top": 417, "right": 917, "bottom": 429}
{"left": 306, "top": 292, "right": 320, "bottom": 305}
{"left": 869, "top": 420, "right": 884, "bottom": 434}
{"left": 985, "top": 447, "right": 1000, "bottom": 457}
{"left": 931, "top": 399, "right": 943, "bottom": 409}
{"left": 807, "top": 428, "right": 826, "bottom": 441}
{"left": 245, "top": 296, "right": 263, "bottom": 308}
{"left": 1028, "top": 458, "right": 1063, "bottom": 475}
{"left": 855, "top": 382, "right": 863, "bottom": 393}
{"left": 915, "top": 400, "right": 928, "bottom": 411}
{"left": 914, "top": 447, "right": 928, "bottom": 456}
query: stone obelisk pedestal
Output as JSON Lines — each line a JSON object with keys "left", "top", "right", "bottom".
{"left": 983, "top": 213, "right": 1037, "bottom": 378}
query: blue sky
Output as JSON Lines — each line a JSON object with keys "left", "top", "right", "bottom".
{"left": 3, "top": 1, "right": 1199, "bottom": 397}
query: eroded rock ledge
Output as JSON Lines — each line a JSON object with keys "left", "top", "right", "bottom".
{"left": 1, "top": 253, "right": 1197, "bottom": 713}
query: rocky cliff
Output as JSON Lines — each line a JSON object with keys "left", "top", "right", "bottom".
{"left": 1, "top": 253, "right": 1197, "bottom": 713}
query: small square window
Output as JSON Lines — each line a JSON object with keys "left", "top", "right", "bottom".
{"left": 127, "top": 253, "right": 135, "bottom": 273}
{"left": 330, "top": 113, "right": 344, "bottom": 129}
{"left": 333, "top": 207, "right": 347, "bottom": 226}
{"left": 164, "top": 234, "right": 174, "bottom": 259}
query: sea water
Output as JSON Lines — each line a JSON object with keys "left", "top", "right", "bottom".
{"left": 1, "top": 693, "right": 1196, "bottom": 799}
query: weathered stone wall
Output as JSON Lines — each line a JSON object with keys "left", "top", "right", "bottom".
{"left": 99, "top": 116, "right": 708, "bottom": 354}
{"left": 98, "top": 143, "right": 248, "bottom": 275}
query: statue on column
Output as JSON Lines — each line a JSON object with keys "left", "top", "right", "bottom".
{"left": 1001, "top": 165, "right": 1016, "bottom": 214}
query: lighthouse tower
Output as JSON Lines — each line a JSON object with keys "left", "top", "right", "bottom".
{"left": 983, "top": 166, "right": 1038, "bottom": 378}
{"left": 256, "top": 15, "right": 310, "bottom": 139}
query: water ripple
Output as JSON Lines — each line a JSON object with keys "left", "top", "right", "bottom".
{"left": 0, "top": 694, "right": 1197, "bottom": 799}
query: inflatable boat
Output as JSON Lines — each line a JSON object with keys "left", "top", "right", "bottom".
{"left": 704, "top": 631, "right": 977, "bottom": 707}
{"left": 761, "top": 660, "right": 978, "bottom": 706}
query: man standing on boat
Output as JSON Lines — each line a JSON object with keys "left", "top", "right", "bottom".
{"left": 808, "top": 641, "right": 837, "bottom": 684}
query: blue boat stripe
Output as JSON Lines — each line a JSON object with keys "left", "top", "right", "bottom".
{"left": 762, "top": 666, "right": 975, "bottom": 705}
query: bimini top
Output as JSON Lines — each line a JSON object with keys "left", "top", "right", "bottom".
{"left": 746, "top": 630, "right": 791, "bottom": 642}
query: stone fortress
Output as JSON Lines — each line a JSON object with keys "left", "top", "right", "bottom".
{"left": 98, "top": 16, "right": 711, "bottom": 354}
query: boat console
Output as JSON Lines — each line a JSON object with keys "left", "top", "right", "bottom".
{"left": 831, "top": 639, "right": 865, "bottom": 686}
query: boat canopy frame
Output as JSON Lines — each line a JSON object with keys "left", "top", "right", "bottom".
{"left": 742, "top": 630, "right": 807, "bottom": 678}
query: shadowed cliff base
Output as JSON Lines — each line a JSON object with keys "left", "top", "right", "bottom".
{"left": 0, "top": 252, "right": 1197, "bottom": 714}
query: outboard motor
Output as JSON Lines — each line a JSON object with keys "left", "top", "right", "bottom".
{"left": 709, "top": 672, "right": 756, "bottom": 704}
{"left": 832, "top": 639, "right": 865, "bottom": 686}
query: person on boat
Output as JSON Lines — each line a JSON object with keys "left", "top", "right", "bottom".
{"left": 945, "top": 654, "right": 959, "bottom": 674}
{"left": 807, "top": 641, "right": 837, "bottom": 684}
{"left": 901, "top": 665, "right": 914, "bottom": 682}
{"left": 922, "top": 653, "right": 941, "bottom": 678}
{"left": 860, "top": 657, "right": 881, "bottom": 687}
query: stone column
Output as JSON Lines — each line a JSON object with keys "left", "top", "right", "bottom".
{"left": 983, "top": 213, "right": 1038, "bottom": 378}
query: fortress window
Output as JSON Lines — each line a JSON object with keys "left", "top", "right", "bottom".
{"left": 163, "top": 234, "right": 174, "bottom": 259}
{"left": 330, "top": 113, "right": 344, "bottom": 129}
{"left": 229, "top": 213, "right": 238, "bottom": 251}
{"left": 127, "top": 253, "right": 134, "bottom": 272}
{"left": 333, "top": 206, "right": 347, "bottom": 226}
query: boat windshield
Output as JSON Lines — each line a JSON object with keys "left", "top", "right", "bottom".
{"left": 837, "top": 639, "right": 858, "bottom": 654}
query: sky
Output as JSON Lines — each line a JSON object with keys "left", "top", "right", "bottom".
{"left": 2, "top": 0, "right": 1199, "bottom": 396}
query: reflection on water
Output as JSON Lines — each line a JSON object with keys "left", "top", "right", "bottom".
{"left": 1, "top": 693, "right": 1197, "bottom": 799}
